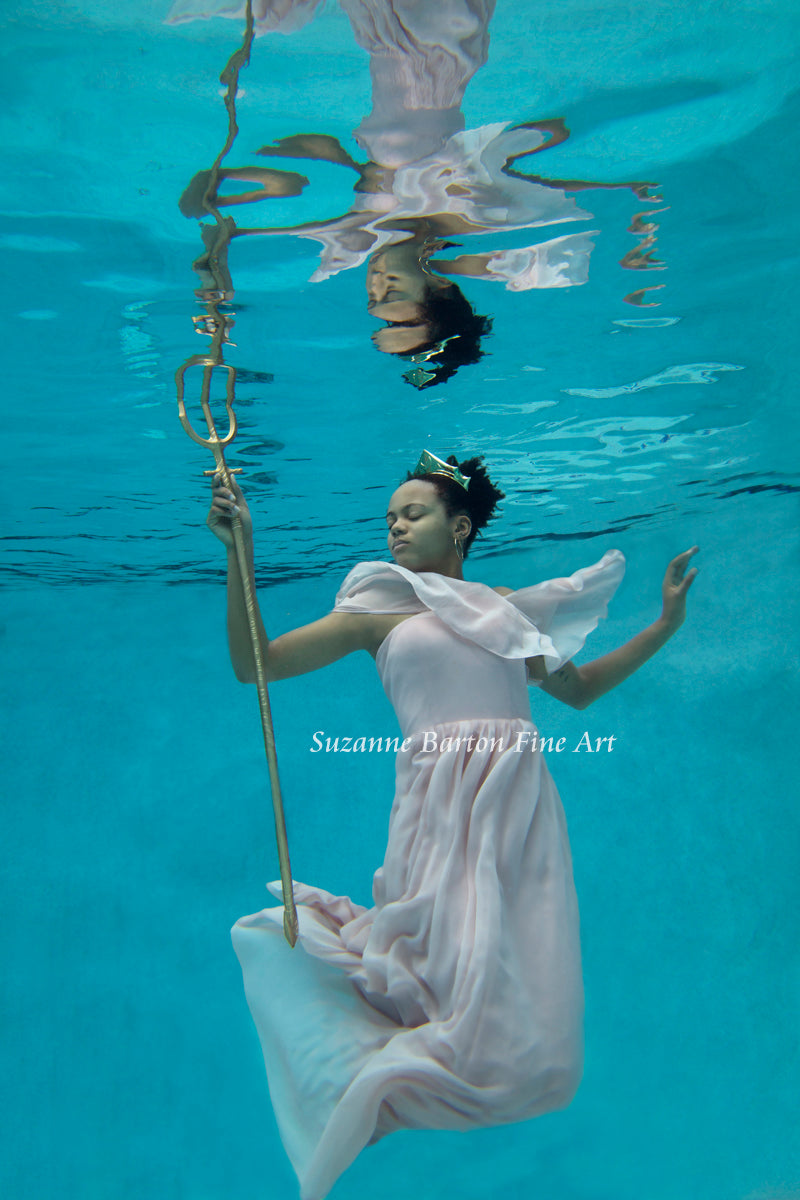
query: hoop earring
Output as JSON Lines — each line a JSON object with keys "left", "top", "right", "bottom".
{"left": 454, "top": 536, "right": 464, "bottom": 562}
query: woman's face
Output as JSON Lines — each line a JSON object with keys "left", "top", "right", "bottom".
{"left": 367, "top": 244, "right": 436, "bottom": 354}
{"left": 385, "top": 480, "right": 470, "bottom": 573}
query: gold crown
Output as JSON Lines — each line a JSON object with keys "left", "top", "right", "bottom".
{"left": 402, "top": 334, "right": 460, "bottom": 388}
{"left": 412, "top": 450, "right": 471, "bottom": 491}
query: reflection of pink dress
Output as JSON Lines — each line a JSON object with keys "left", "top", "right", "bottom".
{"left": 300, "top": 122, "right": 595, "bottom": 284}
{"left": 166, "top": 0, "right": 494, "bottom": 147}
{"left": 166, "top": 0, "right": 595, "bottom": 288}
{"left": 232, "top": 550, "right": 625, "bottom": 1200}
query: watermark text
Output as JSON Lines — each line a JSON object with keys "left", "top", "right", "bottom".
{"left": 308, "top": 729, "right": 617, "bottom": 754}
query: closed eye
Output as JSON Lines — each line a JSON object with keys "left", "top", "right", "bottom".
{"left": 386, "top": 509, "right": 425, "bottom": 525}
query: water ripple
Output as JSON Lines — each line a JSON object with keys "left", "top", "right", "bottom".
{"left": 563, "top": 362, "right": 744, "bottom": 399}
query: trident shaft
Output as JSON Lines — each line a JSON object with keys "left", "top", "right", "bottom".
{"left": 176, "top": 357, "right": 298, "bottom": 947}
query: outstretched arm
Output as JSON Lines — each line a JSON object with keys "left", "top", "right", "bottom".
{"left": 207, "top": 476, "right": 374, "bottom": 683}
{"left": 537, "top": 547, "right": 699, "bottom": 710}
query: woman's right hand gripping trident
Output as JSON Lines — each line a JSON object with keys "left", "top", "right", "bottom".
{"left": 206, "top": 473, "right": 377, "bottom": 683}
{"left": 208, "top": 472, "right": 253, "bottom": 549}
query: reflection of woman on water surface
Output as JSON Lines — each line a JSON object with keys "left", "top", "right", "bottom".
{"left": 174, "top": 0, "right": 656, "bottom": 385}
{"left": 207, "top": 450, "right": 699, "bottom": 1199}
{"left": 181, "top": 121, "right": 604, "bottom": 386}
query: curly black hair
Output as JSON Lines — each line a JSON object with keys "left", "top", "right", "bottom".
{"left": 404, "top": 455, "right": 505, "bottom": 557}
{"left": 400, "top": 283, "right": 492, "bottom": 390}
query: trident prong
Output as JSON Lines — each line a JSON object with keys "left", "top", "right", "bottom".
{"left": 175, "top": 359, "right": 238, "bottom": 458}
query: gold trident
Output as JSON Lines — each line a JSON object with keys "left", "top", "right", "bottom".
{"left": 176, "top": 356, "right": 299, "bottom": 947}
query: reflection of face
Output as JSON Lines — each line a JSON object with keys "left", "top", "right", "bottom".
{"left": 385, "top": 480, "right": 469, "bottom": 574}
{"left": 367, "top": 244, "right": 435, "bottom": 354}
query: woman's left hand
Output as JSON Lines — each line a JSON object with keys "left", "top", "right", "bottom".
{"left": 660, "top": 546, "right": 700, "bottom": 629}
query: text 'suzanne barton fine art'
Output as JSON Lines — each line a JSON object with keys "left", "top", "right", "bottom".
{"left": 308, "top": 730, "right": 618, "bottom": 754}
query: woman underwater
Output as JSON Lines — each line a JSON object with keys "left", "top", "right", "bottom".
{"left": 207, "top": 452, "right": 698, "bottom": 1200}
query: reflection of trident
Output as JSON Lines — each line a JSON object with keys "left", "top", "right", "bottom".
{"left": 176, "top": 356, "right": 299, "bottom": 947}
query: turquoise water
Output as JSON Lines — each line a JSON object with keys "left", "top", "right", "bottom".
{"left": 3, "top": 1, "right": 799, "bottom": 1197}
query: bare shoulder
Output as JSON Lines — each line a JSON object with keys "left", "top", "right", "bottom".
{"left": 492, "top": 585, "right": 514, "bottom": 596}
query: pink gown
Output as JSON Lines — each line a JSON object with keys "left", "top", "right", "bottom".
{"left": 232, "top": 550, "right": 625, "bottom": 1199}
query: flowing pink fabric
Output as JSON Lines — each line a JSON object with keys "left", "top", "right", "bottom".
{"left": 232, "top": 550, "right": 625, "bottom": 1198}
